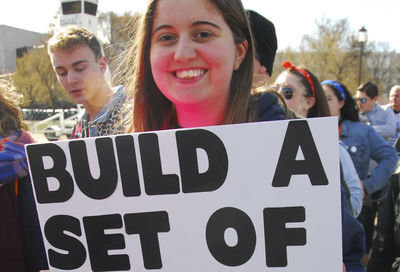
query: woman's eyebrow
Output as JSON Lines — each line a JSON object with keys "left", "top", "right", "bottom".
{"left": 152, "top": 24, "right": 173, "bottom": 36}
{"left": 152, "top": 20, "right": 221, "bottom": 38}
{"left": 153, "top": 20, "right": 220, "bottom": 33}
{"left": 192, "top": 20, "right": 221, "bottom": 29}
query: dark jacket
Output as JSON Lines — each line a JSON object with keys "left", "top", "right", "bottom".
{"left": 341, "top": 187, "right": 366, "bottom": 271}
{"left": 0, "top": 182, "right": 27, "bottom": 271}
{"left": 18, "top": 175, "right": 48, "bottom": 272}
{"left": 255, "top": 91, "right": 286, "bottom": 122}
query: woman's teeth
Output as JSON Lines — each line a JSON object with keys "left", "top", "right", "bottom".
{"left": 176, "top": 69, "right": 205, "bottom": 79}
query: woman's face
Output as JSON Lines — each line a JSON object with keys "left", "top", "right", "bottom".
{"left": 150, "top": 0, "right": 247, "bottom": 111}
{"left": 274, "top": 71, "right": 314, "bottom": 117}
{"left": 322, "top": 85, "right": 343, "bottom": 117}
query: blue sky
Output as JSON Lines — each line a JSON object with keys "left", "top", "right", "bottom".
{"left": 1, "top": 0, "right": 399, "bottom": 52}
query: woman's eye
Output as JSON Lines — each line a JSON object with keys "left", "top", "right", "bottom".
{"left": 195, "top": 31, "right": 212, "bottom": 39}
{"left": 159, "top": 34, "right": 176, "bottom": 42}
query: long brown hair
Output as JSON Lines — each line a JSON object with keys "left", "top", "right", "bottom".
{"left": 124, "top": 0, "right": 256, "bottom": 132}
{"left": 0, "top": 79, "right": 28, "bottom": 136}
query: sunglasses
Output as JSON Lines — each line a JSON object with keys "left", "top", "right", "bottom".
{"left": 272, "top": 86, "right": 294, "bottom": 100}
{"left": 356, "top": 97, "right": 368, "bottom": 104}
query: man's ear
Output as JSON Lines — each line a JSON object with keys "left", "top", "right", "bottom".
{"left": 234, "top": 40, "right": 248, "bottom": 70}
{"left": 372, "top": 96, "right": 378, "bottom": 102}
{"left": 98, "top": 56, "right": 108, "bottom": 73}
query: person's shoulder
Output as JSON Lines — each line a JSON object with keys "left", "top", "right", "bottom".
{"left": 113, "top": 85, "right": 124, "bottom": 93}
{"left": 254, "top": 91, "right": 286, "bottom": 121}
{"left": 342, "top": 119, "right": 367, "bottom": 134}
{"left": 377, "top": 102, "right": 392, "bottom": 113}
{"left": 112, "top": 85, "right": 126, "bottom": 99}
{"left": 381, "top": 103, "right": 392, "bottom": 111}
{"left": 17, "top": 130, "right": 35, "bottom": 144}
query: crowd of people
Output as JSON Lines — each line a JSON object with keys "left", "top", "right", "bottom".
{"left": 1, "top": 0, "right": 400, "bottom": 271}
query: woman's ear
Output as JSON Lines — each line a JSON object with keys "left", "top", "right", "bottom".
{"left": 234, "top": 40, "right": 248, "bottom": 70}
{"left": 305, "top": 96, "right": 316, "bottom": 110}
{"left": 339, "top": 99, "right": 345, "bottom": 109}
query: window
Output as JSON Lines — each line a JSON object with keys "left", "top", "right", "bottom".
{"left": 16, "top": 46, "right": 31, "bottom": 58}
{"left": 62, "top": 1, "right": 82, "bottom": 15}
{"left": 84, "top": 1, "right": 97, "bottom": 16}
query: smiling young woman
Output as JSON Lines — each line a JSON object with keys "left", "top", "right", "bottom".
{"left": 119, "top": 1, "right": 364, "bottom": 271}
{"left": 122, "top": 0, "right": 286, "bottom": 132}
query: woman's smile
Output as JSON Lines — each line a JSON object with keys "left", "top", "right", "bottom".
{"left": 174, "top": 68, "right": 206, "bottom": 80}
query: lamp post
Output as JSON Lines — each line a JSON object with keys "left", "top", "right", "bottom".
{"left": 357, "top": 26, "right": 368, "bottom": 86}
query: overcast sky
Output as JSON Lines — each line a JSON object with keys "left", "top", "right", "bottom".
{"left": 1, "top": 0, "right": 399, "bottom": 52}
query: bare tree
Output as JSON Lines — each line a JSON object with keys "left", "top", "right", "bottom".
{"left": 366, "top": 42, "right": 400, "bottom": 96}
{"left": 298, "top": 18, "right": 361, "bottom": 91}
{"left": 275, "top": 18, "right": 391, "bottom": 94}
{"left": 98, "top": 11, "right": 141, "bottom": 85}
{"left": 12, "top": 46, "right": 73, "bottom": 109}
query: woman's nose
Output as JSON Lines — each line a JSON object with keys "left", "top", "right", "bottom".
{"left": 174, "top": 36, "right": 196, "bottom": 62}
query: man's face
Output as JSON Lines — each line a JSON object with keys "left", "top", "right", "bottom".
{"left": 50, "top": 45, "right": 107, "bottom": 105}
{"left": 252, "top": 58, "right": 269, "bottom": 85}
{"left": 390, "top": 87, "right": 400, "bottom": 111}
{"left": 356, "top": 90, "right": 376, "bottom": 112}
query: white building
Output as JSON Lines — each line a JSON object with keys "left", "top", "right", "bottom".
{"left": 59, "top": 0, "right": 99, "bottom": 35}
{"left": 0, "top": 0, "right": 101, "bottom": 75}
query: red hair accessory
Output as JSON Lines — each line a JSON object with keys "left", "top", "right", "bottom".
{"left": 282, "top": 61, "right": 315, "bottom": 98}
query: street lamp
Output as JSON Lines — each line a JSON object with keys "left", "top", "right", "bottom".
{"left": 357, "top": 26, "right": 368, "bottom": 86}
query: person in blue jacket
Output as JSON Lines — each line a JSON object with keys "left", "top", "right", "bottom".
{"left": 322, "top": 80, "right": 398, "bottom": 271}
{"left": 321, "top": 80, "right": 397, "bottom": 199}
{"left": 356, "top": 82, "right": 396, "bottom": 141}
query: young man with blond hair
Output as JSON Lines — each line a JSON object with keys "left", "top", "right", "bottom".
{"left": 47, "top": 25, "right": 127, "bottom": 138}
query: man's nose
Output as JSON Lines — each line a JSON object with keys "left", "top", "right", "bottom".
{"left": 67, "top": 72, "right": 79, "bottom": 85}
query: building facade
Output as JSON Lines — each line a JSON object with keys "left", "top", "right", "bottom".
{"left": 0, "top": 25, "right": 47, "bottom": 74}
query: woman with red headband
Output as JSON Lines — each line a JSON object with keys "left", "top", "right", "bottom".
{"left": 274, "top": 62, "right": 366, "bottom": 271}
{"left": 274, "top": 61, "right": 330, "bottom": 118}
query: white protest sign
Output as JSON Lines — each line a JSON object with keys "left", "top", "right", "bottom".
{"left": 26, "top": 117, "right": 342, "bottom": 272}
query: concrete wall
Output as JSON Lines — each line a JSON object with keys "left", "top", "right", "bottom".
{"left": 0, "top": 25, "right": 47, "bottom": 74}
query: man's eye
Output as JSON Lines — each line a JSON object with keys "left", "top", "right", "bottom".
{"left": 57, "top": 71, "right": 67, "bottom": 77}
{"left": 76, "top": 66, "right": 85, "bottom": 72}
